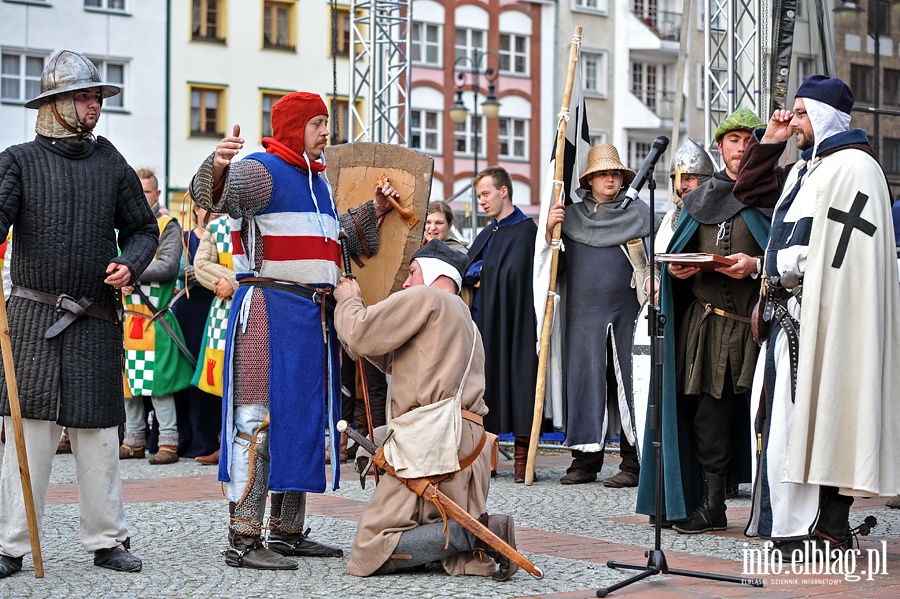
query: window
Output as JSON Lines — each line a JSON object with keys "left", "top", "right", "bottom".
{"left": 632, "top": 62, "right": 673, "bottom": 117}
{"left": 851, "top": 64, "right": 874, "bottom": 104}
{"left": 583, "top": 51, "right": 608, "bottom": 97}
{"left": 85, "top": 0, "right": 126, "bottom": 10}
{"left": 796, "top": 56, "right": 814, "bottom": 86}
{"left": 454, "top": 115, "right": 484, "bottom": 156}
{"left": 332, "top": 7, "right": 352, "bottom": 57}
{"left": 883, "top": 138, "right": 900, "bottom": 173}
{"left": 885, "top": 69, "right": 900, "bottom": 106}
{"left": 629, "top": 140, "right": 668, "bottom": 187}
{"left": 590, "top": 132, "right": 608, "bottom": 146}
{"left": 1, "top": 51, "right": 44, "bottom": 102}
{"left": 261, "top": 92, "right": 286, "bottom": 138}
{"left": 574, "top": 0, "right": 608, "bottom": 13}
{"left": 330, "top": 97, "right": 351, "bottom": 144}
{"left": 498, "top": 117, "right": 527, "bottom": 159}
{"left": 190, "top": 86, "right": 224, "bottom": 137}
{"left": 410, "top": 109, "right": 440, "bottom": 153}
{"left": 411, "top": 22, "right": 440, "bottom": 66}
{"left": 192, "top": 0, "right": 225, "bottom": 43}
{"left": 455, "top": 28, "right": 487, "bottom": 69}
{"left": 499, "top": 33, "right": 528, "bottom": 75}
{"left": 263, "top": 1, "right": 295, "bottom": 51}
{"left": 89, "top": 59, "right": 126, "bottom": 109}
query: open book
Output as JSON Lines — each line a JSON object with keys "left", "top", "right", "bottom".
{"left": 655, "top": 253, "right": 737, "bottom": 271}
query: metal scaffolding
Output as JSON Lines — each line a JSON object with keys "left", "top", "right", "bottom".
{"left": 349, "top": 0, "right": 411, "bottom": 145}
{"left": 703, "top": 0, "right": 764, "bottom": 157}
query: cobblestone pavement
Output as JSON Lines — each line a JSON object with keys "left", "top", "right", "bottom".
{"left": 1, "top": 441, "right": 899, "bottom": 598}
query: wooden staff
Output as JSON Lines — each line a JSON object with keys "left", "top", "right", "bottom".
{"left": 525, "top": 27, "right": 582, "bottom": 486}
{"left": 0, "top": 277, "right": 44, "bottom": 576}
{"left": 339, "top": 228, "right": 379, "bottom": 485}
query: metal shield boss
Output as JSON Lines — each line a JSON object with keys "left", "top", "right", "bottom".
{"left": 326, "top": 143, "right": 433, "bottom": 305}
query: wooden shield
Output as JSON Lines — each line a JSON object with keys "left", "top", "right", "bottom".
{"left": 326, "top": 143, "right": 432, "bottom": 305}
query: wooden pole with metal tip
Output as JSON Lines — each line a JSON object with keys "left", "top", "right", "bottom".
{"left": 0, "top": 276, "right": 44, "bottom": 577}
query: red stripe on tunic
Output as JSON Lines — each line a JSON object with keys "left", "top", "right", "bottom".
{"left": 262, "top": 235, "right": 341, "bottom": 266}
{"left": 231, "top": 231, "right": 245, "bottom": 255}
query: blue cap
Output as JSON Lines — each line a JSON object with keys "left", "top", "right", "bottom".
{"left": 796, "top": 75, "right": 854, "bottom": 114}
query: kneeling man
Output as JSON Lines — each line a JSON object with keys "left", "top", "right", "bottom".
{"left": 334, "top": 239, "right": 517, "bottom": 581}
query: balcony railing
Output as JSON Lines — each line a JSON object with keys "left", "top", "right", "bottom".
{"left": 635, "top": 9, "right": 682, "bottom": 42}
{"left": 632, "top": 89, "right": 677, "bottom": 119}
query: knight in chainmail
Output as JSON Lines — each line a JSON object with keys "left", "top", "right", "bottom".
{"left": 0, "top": 51, "right": 157, "bottom": 579}
{"left": 189, "top": 91, "right": 395, "bottom": 570}
{"left": 636, "top": 108, "right": 771, "bottom": 535}
{"left": 655, "top": 139, "right": 716, "bottom": 253}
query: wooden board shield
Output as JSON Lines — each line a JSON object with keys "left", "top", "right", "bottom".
{"left": 326, "top": 143, "right": 433, "bottom": 306}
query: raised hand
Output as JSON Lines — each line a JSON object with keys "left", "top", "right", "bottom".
{"left": 212, "top": 124, "right": 244, "bottom": 185}
{"left": 760, "top": 109, "right": 794, "bottom": 144}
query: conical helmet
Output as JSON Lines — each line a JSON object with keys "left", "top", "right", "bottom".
{"left": 670, "top": 139, "right": 715, "bottom": 180}
{"left": 24, "top": 50, "right": 121, "bottom": 109}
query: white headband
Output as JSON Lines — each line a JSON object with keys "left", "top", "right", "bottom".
{"left": 415, "top": 257, "right": 462, "bottom": 293}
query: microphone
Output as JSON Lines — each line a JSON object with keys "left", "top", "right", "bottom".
{"left": 620, "top": 136, "right": 669, "bottom": 210}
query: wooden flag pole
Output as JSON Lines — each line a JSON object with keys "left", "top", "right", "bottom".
{"left": 0, "top": 277, "right": 44, "bottom": 576}
{"left": 525, "top": 26, "right": 582, "bottom": 485}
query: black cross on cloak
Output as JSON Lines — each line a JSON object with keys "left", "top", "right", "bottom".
{"left": 826, "top": 192, "right": 877, "bottom": 268}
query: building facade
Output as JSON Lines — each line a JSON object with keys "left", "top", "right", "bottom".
{"left": 1, "top": 0, "right": 167, "bottom": 184}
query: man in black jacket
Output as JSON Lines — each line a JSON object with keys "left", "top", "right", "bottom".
{"left": 0, "top": 50, "right": 158, "bottom": 579}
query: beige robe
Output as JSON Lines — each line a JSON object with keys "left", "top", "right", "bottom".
{"left": 334, "top": 285, "right": 494, "bottom": 578}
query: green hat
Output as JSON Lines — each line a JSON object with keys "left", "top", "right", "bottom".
{"left": 714, "top": 107, "right": 766, "bottom": 142}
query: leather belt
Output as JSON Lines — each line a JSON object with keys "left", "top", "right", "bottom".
{"left": 238, "top": 277, "right": 335, "bottom": 316}
{"left": 701, "top": 302, "right": 751, "bottom": 324}
{"left": 11, "top": 285, "right": 120, "bottom": 339}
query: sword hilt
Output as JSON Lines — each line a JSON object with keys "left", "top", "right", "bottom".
{"left": 337, "top": 420, "right": 377, "bottom": 454}
{"left": 338, "top": 230, "right": 355, "bottom": 279}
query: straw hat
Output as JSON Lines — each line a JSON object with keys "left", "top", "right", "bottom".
{"left": 579, "top": 144, "right": 636, "bottom": 189}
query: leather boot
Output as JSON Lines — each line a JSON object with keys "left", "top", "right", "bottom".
{"left": 94, "top": 537, "right": 142, "bottom": 572}
{"left": 149, "top": 445, "right": 179, "bottom": 465}
{"left": 813, "top": 491, "right": 853, "bottom": 550}
{"left": 475, "top": 513, "right": 519, "bottom": 582}
{"left": 673, "top": 472, "right": 727, "bottom": 534}
{"left": 513, "top": 437, "right": 528, "bottom": 483}
{"left": 0, "top": 555, "right": 22, "bottom": 579}
{"left": 224, "top": 502, "right": 298, "bottom": 570}
{"left": 339, "top": 432, "right": 349, "bottom": 463}
{"left": 268, "top": 492, "right": 343, "bottom": 557}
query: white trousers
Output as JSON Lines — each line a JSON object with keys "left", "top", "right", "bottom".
{"left": 225, "top": 404, "right": 268, "bottom": 504}
{"left": 0, "top": 417, "right": 130, "bottom": 557}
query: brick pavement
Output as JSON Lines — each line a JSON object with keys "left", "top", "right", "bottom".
{"left": 38, "top": 452, "right": 900, "bottom": 598}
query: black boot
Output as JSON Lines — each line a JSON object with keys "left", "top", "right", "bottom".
{"left": 225, "top": 501, "right": 298, "bottom": 570}
{"left": 475, "top": 513, "right": 519, "bottom": 582}
{"left": 0, "top": 555, "right": 22, "bottom": 579}
{"left": 267, "top": 492, "right": 343, "bottom": 557}
{"left": 673, "top": 472, "right": 727, "bottom": 534}
{"left": 94, "top": 537, "right": 142, "bottom": 572}
{"left": 814, "top": 489, "right": 853, "bottom": 550}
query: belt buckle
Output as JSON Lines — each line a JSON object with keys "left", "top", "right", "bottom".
{"left": 311, "top": 291, "right": 322, "bottom": 305}
{"left": 55, "top": 293, "right": 75, "bottom": 313}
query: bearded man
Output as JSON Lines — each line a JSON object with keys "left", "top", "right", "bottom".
{"left": 734, "top": 75, "right": 900, "bottom": 554}
{"left": 636, "top": 108, "right": 771, "bottom": 535}
{"left": 0, "top": 50, "right": 158, "bottom": 578}
{"left": 190, "top": 91, "right": 395, "bottom": 570}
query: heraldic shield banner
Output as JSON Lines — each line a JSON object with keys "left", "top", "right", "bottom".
{"left": 326, "top": 142, "right": 433, "bottom": 305}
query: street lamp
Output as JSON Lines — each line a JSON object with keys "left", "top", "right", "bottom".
{"left": 449, "top": 50, "right": 501, "bottom": 239}
{"left": 833, "top": 0, "right": 896, "bottom": 160}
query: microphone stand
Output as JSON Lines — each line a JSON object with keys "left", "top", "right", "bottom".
{"left": 597, "top": 165, "right": 763, "bottom": 596}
